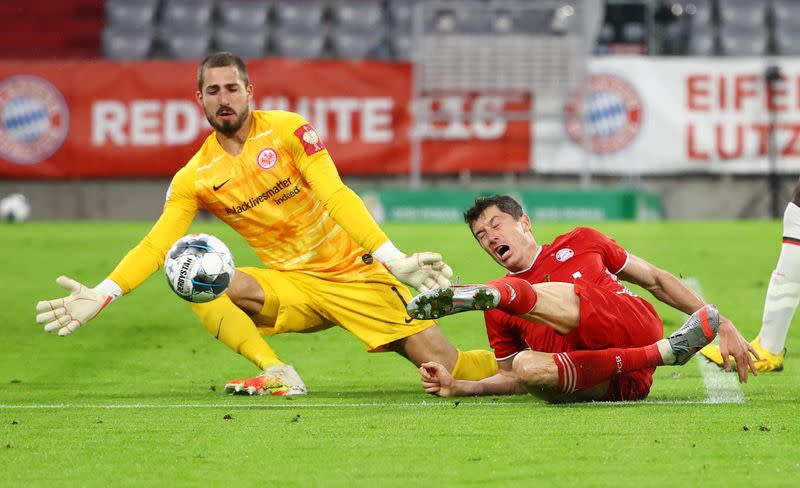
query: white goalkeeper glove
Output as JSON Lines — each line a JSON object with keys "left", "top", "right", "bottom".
{"left": 35, "top": 276, "right": 120, "bottom": 336}
{"left": 373, "top": 241, "right": 454, "bottom": 292}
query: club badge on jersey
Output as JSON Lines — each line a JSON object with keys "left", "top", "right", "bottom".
{"left": 294, "top": 124, "right": 325, "bottom": 156}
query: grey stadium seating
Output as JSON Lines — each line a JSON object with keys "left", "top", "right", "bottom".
{"left": 214, "top": 25, "right": 269, "bottom": 59}
{"left": 717, "top": 0, "right": 768, "bottom": 29}
{"left": 330, "top": 30, "right": 386, "bottom": 59}
{"left": 217, "top": 0, "right": 271, "bottom": 30}
{"left": 686, "top": 25, "right": 715, "bottom": 56}
{"left": 161, "top": 0, "right": 215, "bottom": 29}
{"left": 331, "top": 1, "right": 386, "bottom": 34}
{"left": 273, "top": 0, "right": 327, "bottom": 33}
{"left": 718, "top": 24, "right": 768, "bottom": 56}
{"left": 159, "top": 25, "right": 213, "bottom": 59}
{"left": 103, "top": 25, "right": 155, "bottom": 60}
{"left": 105, "top": 0, "right": 159, "bottom": 29}
{"left": 271, "top": 29, "right": 327, "bottom": 58}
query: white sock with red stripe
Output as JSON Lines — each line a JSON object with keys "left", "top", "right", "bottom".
{"left": 758, "top": 202, "right": 800, "bottom": 354}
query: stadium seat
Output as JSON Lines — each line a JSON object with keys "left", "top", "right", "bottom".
{"left": 489, "top": 6, "right": 556, "bottom": 35}
{"left": 161, "top": 0, "right": 215, "bottom": 29}
{"left": 215, "top": 25, "right": 268, "bottom": 59}
{"left": 621, "top": 22, "right": 646, "bottom": 43}
{"left": 272, "top": 29, "right": 327, "bottom": 58}
{"left": 330, "top": 1, "right": 386, "bottom": 34}
{"left": 686, "top": 25, "right": 715, "bottom": 56}
{"left": 217, "top": 0, "right": 271, "bottom": 30}
{"left": 717, "top": 0, "right": 768, "bottom": 28}
{"left": 330, "top": 30, "right": 385, "bottom": 59}
{"left": 391, "top": 33, "right": 412, "bottom": 60}
{"left": 159, "top": 26, "right": 213, "bottom": 59}
{"left": 274, "top": 0, "right": 327, "bottom": 33}
{"left": 102, "top": 25, "right": 154, "bottom": 60}
{"left": 774, "top": 22, "right": 800, "bottom": 55}
{"left": 387, "top": 0, "right": 415, "bottom": 34}
{"left": 684, "top": 0, "right": 713, "bottom": 27}
{"left": 422, "top": 7, "right": 456, "bottom": 34}
{"left": 105, "top": 0, "right": 159, "bottom": 29}
{"left": 772, "top": 0, "right": 800, "bottom": 29}
{"left": 718, "top": 24, "right": 768, "bottom": 56}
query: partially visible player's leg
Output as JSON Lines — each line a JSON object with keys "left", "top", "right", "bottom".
{"left": 316, "top": 271, "right": 498, "bottom": 381}
{"left": 511, "top": 305, "right": 718, "bottom": 403}
{"left": 390, "top": 327, "right": 498, "bottom": 381}
{"left": 701, "top": 183, "right": 800, "bottom": 372}
{"left": 191, "top": 271, "right": 282, "bottom": 370}
{"left": 407, "top": 278, "right": 580, "bottom": 334}
{"left": 510, "top": 351, "right": 611, "bottom": 402}
{"left": 192, "top": 268, "right": 308, "bottom": 395}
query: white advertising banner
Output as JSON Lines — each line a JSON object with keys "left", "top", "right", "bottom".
{"left": 540, "top": 56, "right": 800, "bottom": 174}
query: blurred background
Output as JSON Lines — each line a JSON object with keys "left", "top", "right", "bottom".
{"left": 0, "top": 0, "right": 797, "bottom": 222}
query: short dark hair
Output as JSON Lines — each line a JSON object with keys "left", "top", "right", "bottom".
{"left": 197, "top": 51, "right": 249, "bottom": 91}
{"left": 464, "top": 195, "right": 524, "bottom": 225}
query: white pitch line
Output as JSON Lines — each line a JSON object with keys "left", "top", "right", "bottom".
{"left": 681, "top": 277, "right": 744, "bottom": 404}
{"left": 0, "top": 399, "right": 729, "bottom": 410}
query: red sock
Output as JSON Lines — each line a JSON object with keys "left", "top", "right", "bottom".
{"left": 553, "top": 344, "right": 663, "bottom": 394}
{"left": 487, "top": 277, "right": 538, "bottom": 316}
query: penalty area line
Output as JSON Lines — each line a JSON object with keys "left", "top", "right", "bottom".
{"left": 681, "top": 277, "right": 744, "bottom": 404}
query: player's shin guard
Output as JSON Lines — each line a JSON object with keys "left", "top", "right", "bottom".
{"left": 191, "top": 295, "right": 283, "bottom": 370}
{"left": 487, "top": 277, "right": 538, "bottom": 316}
{"left": 553, "top": 345, "right": 662, "bottom": 395}
{"left": 451, "top": 349, "right": 499, "bottom": 380}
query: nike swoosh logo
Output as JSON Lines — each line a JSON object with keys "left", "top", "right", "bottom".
{"left": 213, "top": 179, "right": 231, "bottom": 191}
{"left": 405, "top": 316, "right": 414, "bottom": 324}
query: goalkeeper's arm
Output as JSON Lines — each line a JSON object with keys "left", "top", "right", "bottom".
{"left": 296, "top": 139, "right": 453, "bottom": 291}
{"left": 34, "top": 199, "right": 195, "bottom": 336}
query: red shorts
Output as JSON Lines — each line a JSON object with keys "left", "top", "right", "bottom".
{"left": 517, "top": 280, "right": 663, "bottom": 401}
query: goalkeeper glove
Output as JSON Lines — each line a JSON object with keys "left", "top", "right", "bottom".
{"left": 35, "top": 276, "right": 120, "bottom": 336}
{"left": 373, "top": 241, "right": 454, "bottom": 292}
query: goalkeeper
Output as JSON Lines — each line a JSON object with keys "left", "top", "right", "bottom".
{"left": 34, "top": 52, "right": 497, "bottom": 395}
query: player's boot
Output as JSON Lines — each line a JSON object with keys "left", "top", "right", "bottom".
{"left": 224, "top": 364, "right": 307, "bottom": 396}
{"left": 667, "top": 304, "right": 720, "bottom": 365}
{"left": 700, "top": 336, "right": 785, "bottom": 372}
{"left": 407, "top": 285, "right": 500, "bottom": 320}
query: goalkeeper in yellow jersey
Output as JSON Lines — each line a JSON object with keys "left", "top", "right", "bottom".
{"left": 34, "top": 52, "right": 497, "bottom": 395}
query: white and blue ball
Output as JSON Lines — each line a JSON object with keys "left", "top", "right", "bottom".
{"left": 164, "top": 233, "right": 235, "bottom": 303}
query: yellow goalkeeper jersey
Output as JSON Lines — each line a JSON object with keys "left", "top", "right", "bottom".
{"left": 108, "top": 110, "right": 390, "bottom": 294}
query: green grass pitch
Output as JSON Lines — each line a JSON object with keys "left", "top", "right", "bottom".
{"left": 2, "top": 220, "right": 799, "bottom": 486}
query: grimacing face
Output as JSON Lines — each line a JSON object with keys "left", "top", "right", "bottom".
{"left": 470, "top": 205, "right": 537, "bottom": 273}
{"left": 197, "top": 65, "right": 252, "bottom": 136}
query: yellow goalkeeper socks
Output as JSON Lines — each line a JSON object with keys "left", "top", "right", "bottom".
{"left": 190, "top": 295, "right": 284, "bottom": 371}
{"left": 451, "top": 349, "right": 498, "bottom": 380}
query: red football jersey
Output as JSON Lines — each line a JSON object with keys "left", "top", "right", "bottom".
{"left": 485, "top": 227, "right": 661, "bottom": 360}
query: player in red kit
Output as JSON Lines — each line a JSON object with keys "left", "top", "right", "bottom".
{"left": 407, "top": 195, "right": 758, "bottom": 403}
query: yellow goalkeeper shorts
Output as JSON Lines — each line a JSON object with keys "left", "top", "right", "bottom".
{"left": 238, "top": 266, "right": 436, "bottom": 352}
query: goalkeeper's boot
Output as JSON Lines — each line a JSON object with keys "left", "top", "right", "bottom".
{"left": 667, "top": 304, "right": 720, "bottom": 365}
{"left": 224, "top": 364, "right": 307, "bottom": 396}
{"left": 407, "top": 285, "right": 500, "bottom": 320}
{"left": 700, "top": 336, "right": 785, "bottom": 372}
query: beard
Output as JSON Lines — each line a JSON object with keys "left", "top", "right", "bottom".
{"left": 206, "top": 106, "right": 249, "bottom": 136}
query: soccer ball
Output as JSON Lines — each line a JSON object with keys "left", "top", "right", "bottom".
{"left": 0, "top": 193, "right": 31, "bottom": 223}
{"left": 164, "top": 233, "right": 235, "bottom": 303}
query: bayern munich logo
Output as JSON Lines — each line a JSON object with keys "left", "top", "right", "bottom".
{"left": 564, "top": 74, "right": 642, "bottom": 154}
{"left": 555, "top": 248, "right": 574, "bottom": 262}
{"left": 0, "top": 75, "right": 69, "bottom": 164}
{"left": 256, "top": 147, "right": 278, "bottom": 170}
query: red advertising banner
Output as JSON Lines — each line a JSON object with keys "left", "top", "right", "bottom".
{"left": 0, "top": 59, "right": 531, "bottom": 179}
